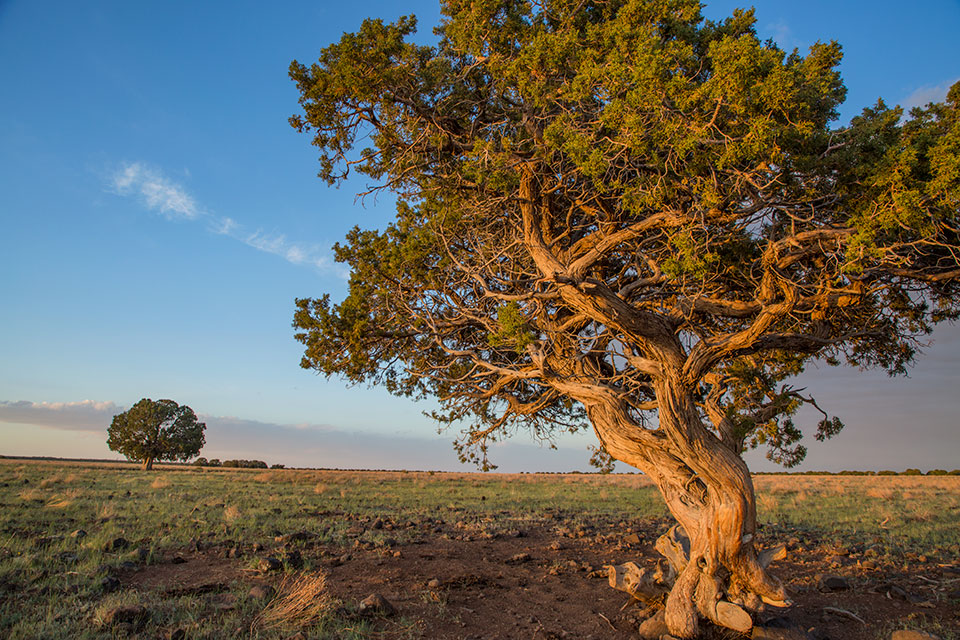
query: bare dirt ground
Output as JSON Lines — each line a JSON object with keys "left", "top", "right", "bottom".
{"left": 121, "top": 511, "right": 960, "bottom": 640}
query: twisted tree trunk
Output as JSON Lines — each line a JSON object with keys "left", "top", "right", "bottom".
{"left": 588, "top": 378, "right": 790, "bottom": 638}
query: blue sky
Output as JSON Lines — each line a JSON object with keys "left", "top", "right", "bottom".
{"left": 1, "top": 0, "right": 958, "bottom": 472}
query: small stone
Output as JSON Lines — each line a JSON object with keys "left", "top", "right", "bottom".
{"left": 100, "top": 575, "right": 121, "bottom": 592}
{"left": 623, "top": 533, "right": 641, "bottom": 545}
{"left": 637, "top": 610, "right": 669, "bottom": 640}
{"left": 283, "top": 549, "right": 303, "bottom": 569}
{"left": 248, "top": 584, "right": 276, "bottom": 600}
{"left": 752, "top": 626, "right": 814, "bottom": 640}
{"left": 102, "top": 537, "right": 129, "bottom": 552}
{"left": 817, "top": 574, "right": 850, "bottom": 592}
{"left": 392, "top": 551, "right": 402, "bottom": 558}
{"left": 101, "top": 604, "right": 147, "bottom": 627}
{"left": 890, "top": 631, "right": 941, "bottom": 640}
{"left": 506, "top": 553, "right": 532, "bottom": 565}
{"left": 427, "top": 578, "right": 441, "bottom": 589}
{"left": 259, "top": 557, "right": 283, "bottom": 572}
{"left": 549, "top": 540, "right": 565, "bottom": 551}
{"left": 358, "top": 593, "right": 396, "bottom": 616}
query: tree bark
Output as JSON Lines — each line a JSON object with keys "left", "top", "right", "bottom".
{"left": 586, "top": 378, "right": 789, "bottom": 638}
{"left": 141, "top": 457, "right": 154, "bottom": 471}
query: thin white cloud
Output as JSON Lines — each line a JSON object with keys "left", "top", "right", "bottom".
{"left": 902, "top": 77, "right": 959, "bottom": 112}
{"left": 0, "top": 400, "right": 602, "bottom": 471}
{"left": 111, "top": 162, "right": 201, "bottom": 220}
{"left": 0, "top": 400, "right": 123, "bottom": 432}
{"left": 109, "top": 161, "right": 342, "bottom": 275}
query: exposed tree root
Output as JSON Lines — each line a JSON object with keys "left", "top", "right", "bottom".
{"left": 608, "top": 525, "right": 790, "bottom": 638}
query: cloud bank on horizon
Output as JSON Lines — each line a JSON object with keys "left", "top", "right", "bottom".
{"left": 0, "top": 399, "right": 597, "bottom": 472}
{"left": 109, "top": 161, "right": 340, "bottom": 274}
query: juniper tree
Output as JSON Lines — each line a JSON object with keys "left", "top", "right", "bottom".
{"left": 108, "top": 398, "right": 206, "bottom": 470}
{"left": 288, "top": 1, "right": 960, "bottom": 635}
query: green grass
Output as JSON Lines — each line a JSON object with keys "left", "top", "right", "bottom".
{"left": 1, "top": 460, "right": 957, "bottom": 638}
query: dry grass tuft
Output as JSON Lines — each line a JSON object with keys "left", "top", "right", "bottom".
{"left": 253, "top": 571, "right": 333, "bottom": 631}
{"left": 46, "top": 488, "right": 83, "bottom": 508}
{"left": 150, "top": 477, "right": 171, "bottom": 490}
{"left": 313, "top": 483, "right": 327, "bottom": 495}
{"left": 866, "top": 486, "right": 896, "bottom": 500}
{"left": 39, "top": 475, "right": 63, "bottom": 488}
{"left": 224, "top": 505, "right": 241, "bottom": 522}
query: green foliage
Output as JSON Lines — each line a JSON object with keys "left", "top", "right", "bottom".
{"left": 488, "top": 302, "right": 535, "bottom": 352}
{"left": 288, "top": 0, "right": 960, "bottom": 470}
{"left": 106, "top": 399, "right": 205, "bottom": 468}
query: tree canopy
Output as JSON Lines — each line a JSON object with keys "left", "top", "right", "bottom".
{"left": 107, "top": 398, "right": 206, "bottom": 470}
{"left": 289, "top": 2, "right": 959, "bottom": 634}
{"left": 290, "top": 0, "right": 960, "bottom": 469}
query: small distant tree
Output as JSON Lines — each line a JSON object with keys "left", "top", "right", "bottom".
{"left": 107, "top": 398, "right": 206, "bottom": 470}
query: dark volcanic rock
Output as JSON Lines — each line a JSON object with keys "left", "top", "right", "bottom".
{"left": 358, "top": 593, "right": 396, "bottom": 616}
{"left": 101, "top": 604, "right": 148, "bottom": 628}
{"left": 817, "top": 574, "right": 850, "bottom": 592}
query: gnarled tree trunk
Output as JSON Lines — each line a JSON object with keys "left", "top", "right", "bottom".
{"left": 586, "top": 377, "right": 789, "bottom": 638}
{"left": 141, "top": 457, "right": 154, "bottom": 471}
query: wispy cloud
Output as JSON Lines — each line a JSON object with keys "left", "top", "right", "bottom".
{"left": 111, "top": 162, "right": 201, "bottom": 220}
{"left": 0, "top": 400, "right": 122, "bottom": 432}
{"left": 902, "top": 77, "right": 959, "bottom": 112}
{"left": 109, "top": 161, "right": 340, "bottom": 274}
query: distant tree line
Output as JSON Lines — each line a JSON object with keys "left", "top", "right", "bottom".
{"left": 191, "top": 457, "right": 283, "bottom": 469}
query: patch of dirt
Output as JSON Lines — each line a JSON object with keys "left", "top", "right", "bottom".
{"left": 119, "top": 519, "right": 960, "bottom": 639}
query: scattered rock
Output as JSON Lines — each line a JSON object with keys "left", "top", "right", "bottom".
{"left": 101, "top": 604, "right": 148, "bottom": 627}
{"left": 637, "top": 610, "right": 669, "bottom": 640}
{"left": 549, "top": 540, "right": 565, "bottom": 551}
{"left": 100, "top": 575, "right": 121, "bottom": 592}
{"left": 427, "top": 578, "right": 441, "bottom": 589}
{"left": 817, "top": 574, "right": 850, "bottom": 592}
{"left": 623, "top": 533, "right": 641, "bottom": 545}
{"left": 259, "top": 557, "right": 283, "bottom": 572}
{"left": 248, "top": 584, "right": 276, "bottom": 600}
{"left": 890, "top": 631, "right": 941, "bottom": 640}
{"left": 277, "top": 530, "right": 313, "bottom": 544}
{"left": 752, "top": 626, "right": 814, "bottom": 640}
{"left": 282, "top": 549, "right": 303, "bottom": 569}
{"left": 506, "top": 553, "right": 532, "bottom": 565}
{"left": 103, "top": 537, "right": 129, "bottom": 552}
{"left": 358, "top": 593, "right": 396, "bottom": 616}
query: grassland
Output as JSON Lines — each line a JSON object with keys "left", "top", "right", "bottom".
{"left": 1, "top": 459, "right": 957, "bottom": 639}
